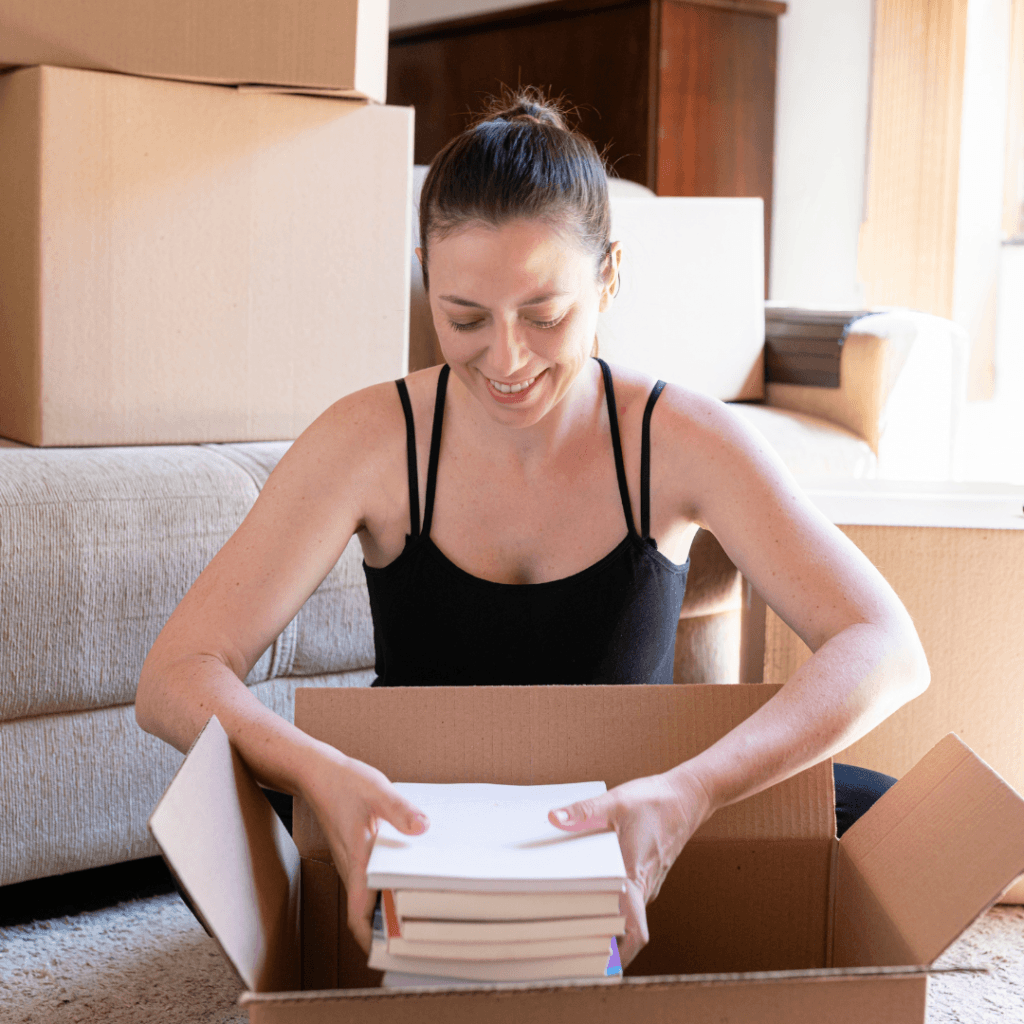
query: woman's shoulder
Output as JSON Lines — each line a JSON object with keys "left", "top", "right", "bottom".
{"left": 299, "top": 365, "right": 443, "bottom": 450}
{"left": 602, "top": 360, "right": 780, "bottom": 496}
{"left": 279, "top": 366, "right": 445, "bottom": 503}
{"left": 601, "top": 360, "right": 738, "bottom": 437}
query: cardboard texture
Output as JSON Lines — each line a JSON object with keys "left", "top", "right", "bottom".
{"left": 148, "top": 684, "right": 1024, "bottom": 1024}
{"left": 148, "top": 717, "right": 301, "bottom": 993}
{"left": 832, "top": 734, "right": 1024, "bottom": 967}
{"left": 0, "top": 65, "right": 412, "bottom": 447}
{"left": 239, "top": 972, "right": 928, "bottom": 1024}
{"left": 764, "top": 483, "right": 1024, "bottom": 901}
{"left": 0, "top": 0, "right": 389, "bottom": 102}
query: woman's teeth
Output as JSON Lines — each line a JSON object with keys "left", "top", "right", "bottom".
{"left": 489, "top": 376, "right": 536, "bottom": 394}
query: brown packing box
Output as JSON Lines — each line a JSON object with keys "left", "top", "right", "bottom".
{"left": 0, "top": 0, "right": 388, "bottom": 101}
{"left": 149, "top": 685, "right": 1024, "bottom": 1024}
{"left": 763, "top": 482, "right": 1024, "bottom": 902}
{"left": 0, "top": 65, "right": 412, "bottom": 447}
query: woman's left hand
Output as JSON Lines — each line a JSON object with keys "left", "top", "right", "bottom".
{"left": 548, "top": 767, "right": 714, "bottom": 968}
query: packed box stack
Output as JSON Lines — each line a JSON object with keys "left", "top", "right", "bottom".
{"left": 365, "top": 781, "right": 627, "bottom": 984}
{"left": 0, "top": 1, "right": 411, "bottom": 447}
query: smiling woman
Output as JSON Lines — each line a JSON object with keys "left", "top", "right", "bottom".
{"left": 416, "top": 93, "right": 618, "bottom": 425}
{"left": 425, "top": 218, "right": 610, "bottom": 418}
{"left": 135, "top": 88, "right": 928, "bottom": 972}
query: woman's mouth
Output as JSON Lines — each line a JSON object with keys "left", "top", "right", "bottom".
{"left": 485, "top": 373, "right": 542, "bottom": 403}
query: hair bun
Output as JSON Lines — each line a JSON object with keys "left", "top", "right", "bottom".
{"left": 480, "top": 88, "right": 569, "bottom": 130}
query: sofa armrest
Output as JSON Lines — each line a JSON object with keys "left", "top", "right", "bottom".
{"left": 764, "top": 310, "right": 968, "bottom": 480}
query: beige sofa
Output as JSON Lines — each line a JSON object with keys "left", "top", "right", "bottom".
{"left": 0, "top": 440, "right": 377, "bottom": 886}
{"left": 0, "top": 190, "right": 968, "bottom": 888}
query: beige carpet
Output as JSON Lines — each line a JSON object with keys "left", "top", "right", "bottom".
{"left": 1, "top": 893, "right": 1021, "bottom": 1022}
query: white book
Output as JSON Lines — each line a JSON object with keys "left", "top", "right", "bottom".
{"left": 386, "top": 934, "right": 612, "bottom": 961}
{"left": 381, "top": 967, "right": 623, "bottom": 989}
{"left": 366, "top": 781, "right": 627, "bottom": 893}
{"left": 381, "top": 971, "right": 490, "bottom": 989}
{"left": 400, "top": 914, "right": 627, "bottom": 943}
{"left": 370, "top": 935, "right": 620, "bottom": 982}
{"left": 395, "top": 888, "right": 622, "bottom": 921}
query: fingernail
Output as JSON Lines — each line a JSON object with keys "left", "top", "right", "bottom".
{"left": 554, "top": 808, "right": 571, "bottom": 824}
{"left": 412, "top": 814, "right": 429, "bottom": 832}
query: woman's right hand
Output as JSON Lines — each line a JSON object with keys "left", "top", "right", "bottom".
{"left": 300, "top": 746, "right": 430, "bottom": 955}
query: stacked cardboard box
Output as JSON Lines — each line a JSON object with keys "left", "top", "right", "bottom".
{"left": 0, "top": 2, "right": 411, "bottom": 446}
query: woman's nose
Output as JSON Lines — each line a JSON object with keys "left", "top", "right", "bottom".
{"left": 489, "top": 318, "right": 531, "bottom": 375}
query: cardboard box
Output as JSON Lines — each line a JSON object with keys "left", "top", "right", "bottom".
{"left": 0, "top": 0, "right": 388, "bottom": 101}
{"left": 598, "top": 198, "right": 766, "bottom": 401}
{"left": 763, "top": 481, "right": 1024, "bottom": 901}
{"left": 0, "top": 65, "right": 412, "bottom": 447}
{"left": 149, "top": 684, "right": 1024, "bottom": 1023}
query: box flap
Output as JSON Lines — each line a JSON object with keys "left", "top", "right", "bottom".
{"left": 293, "top": 685, "right": 835, "bottom": 861}
{"left": 832, "top": 733, "right": 1024, "bottom": 967}
{"left": 148, "top": 716, "right": 301, "bottom": 993}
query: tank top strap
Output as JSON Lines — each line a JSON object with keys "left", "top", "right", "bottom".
{"left": 421, "top": 363, "right": 451, "bottom": 538}
{"left": 394, "top": 378, "right": 420, "bottom": 537}
{"left": 595, "top": 357, "right": 638, "bottom": 537}
{"left": 640, "top": 380, "right": 667, "bottom": 539}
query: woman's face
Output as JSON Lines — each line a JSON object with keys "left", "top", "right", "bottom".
{"left": 421, "top": 218, "right": 619, "bottom": 428}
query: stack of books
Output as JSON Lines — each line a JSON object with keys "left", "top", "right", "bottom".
{"left": 366, "top": 781, "right": 627, "bottom": 985}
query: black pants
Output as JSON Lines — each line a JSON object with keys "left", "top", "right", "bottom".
{"left": 834, "top": 762, "right": 897, "bottom": 838}
{"left": 262, "top": 763, "right": 896, "bottom": 842}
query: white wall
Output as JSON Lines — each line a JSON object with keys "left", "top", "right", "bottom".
{"left": 768, "top": 0, "right": 873, "bottom": 308}
{"left": 953, "top": 0, "right": 1013, "bottom": 397}
{"left": 390, "top": 0, "right": 519, "bottom": 29}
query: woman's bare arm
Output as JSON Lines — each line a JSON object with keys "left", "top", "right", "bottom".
{"left": 137, "top": 384, "right": 385, "bottom": 769}
{"left": 135, "top": 381, "right": 429, "bottom": 952}
{"left": 659, "top": 388, "right": 930, "bottom": 811}
{"left": 549, "top": 383, "right": 929, "bottom": 966}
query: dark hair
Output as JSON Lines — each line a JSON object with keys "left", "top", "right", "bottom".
{"left": 418, "top": 88, "right": 612, "bottom": 292}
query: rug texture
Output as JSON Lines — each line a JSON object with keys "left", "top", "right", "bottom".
{"left": 1, "top": 893, "right": 1021, "bottom": 1023}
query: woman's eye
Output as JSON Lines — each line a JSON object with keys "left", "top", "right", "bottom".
{"left": 447, "top": 313, "right": 565, "bottom": 332}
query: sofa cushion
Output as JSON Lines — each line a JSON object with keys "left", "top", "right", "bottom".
{"left": 729, "top": 404, "right": 877, "bottom": 481}
{"left": 0, "top": 669, "right": 374, "bottom": 887}
{"left": 0, "top": 443, "right": 374, "bottom": 723}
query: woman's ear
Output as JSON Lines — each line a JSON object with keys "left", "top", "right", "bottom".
{"left": 598, "top": 242, "right": 623, "bottom": 313}
{"left": 415, "top": 246, "right": 429, "bottom": 292}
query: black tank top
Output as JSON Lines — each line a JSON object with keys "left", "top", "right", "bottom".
{"left": 364, "top": 358, "right": 689, "bottom": 687}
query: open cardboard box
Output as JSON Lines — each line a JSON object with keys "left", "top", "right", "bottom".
{"left": 149, "top": 685, "right": 1024, "bottom": 1023}
{"left": 765, "top": 482, "right": 1024, "bottom": 903}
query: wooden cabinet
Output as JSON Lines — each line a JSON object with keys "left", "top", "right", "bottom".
{"left": 388, "top": 0, "right": 785, "bottom": 280}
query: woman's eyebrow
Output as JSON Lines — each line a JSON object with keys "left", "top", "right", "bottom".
{"left": 437, "top": 292, "right": 569, "bottom": 307}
